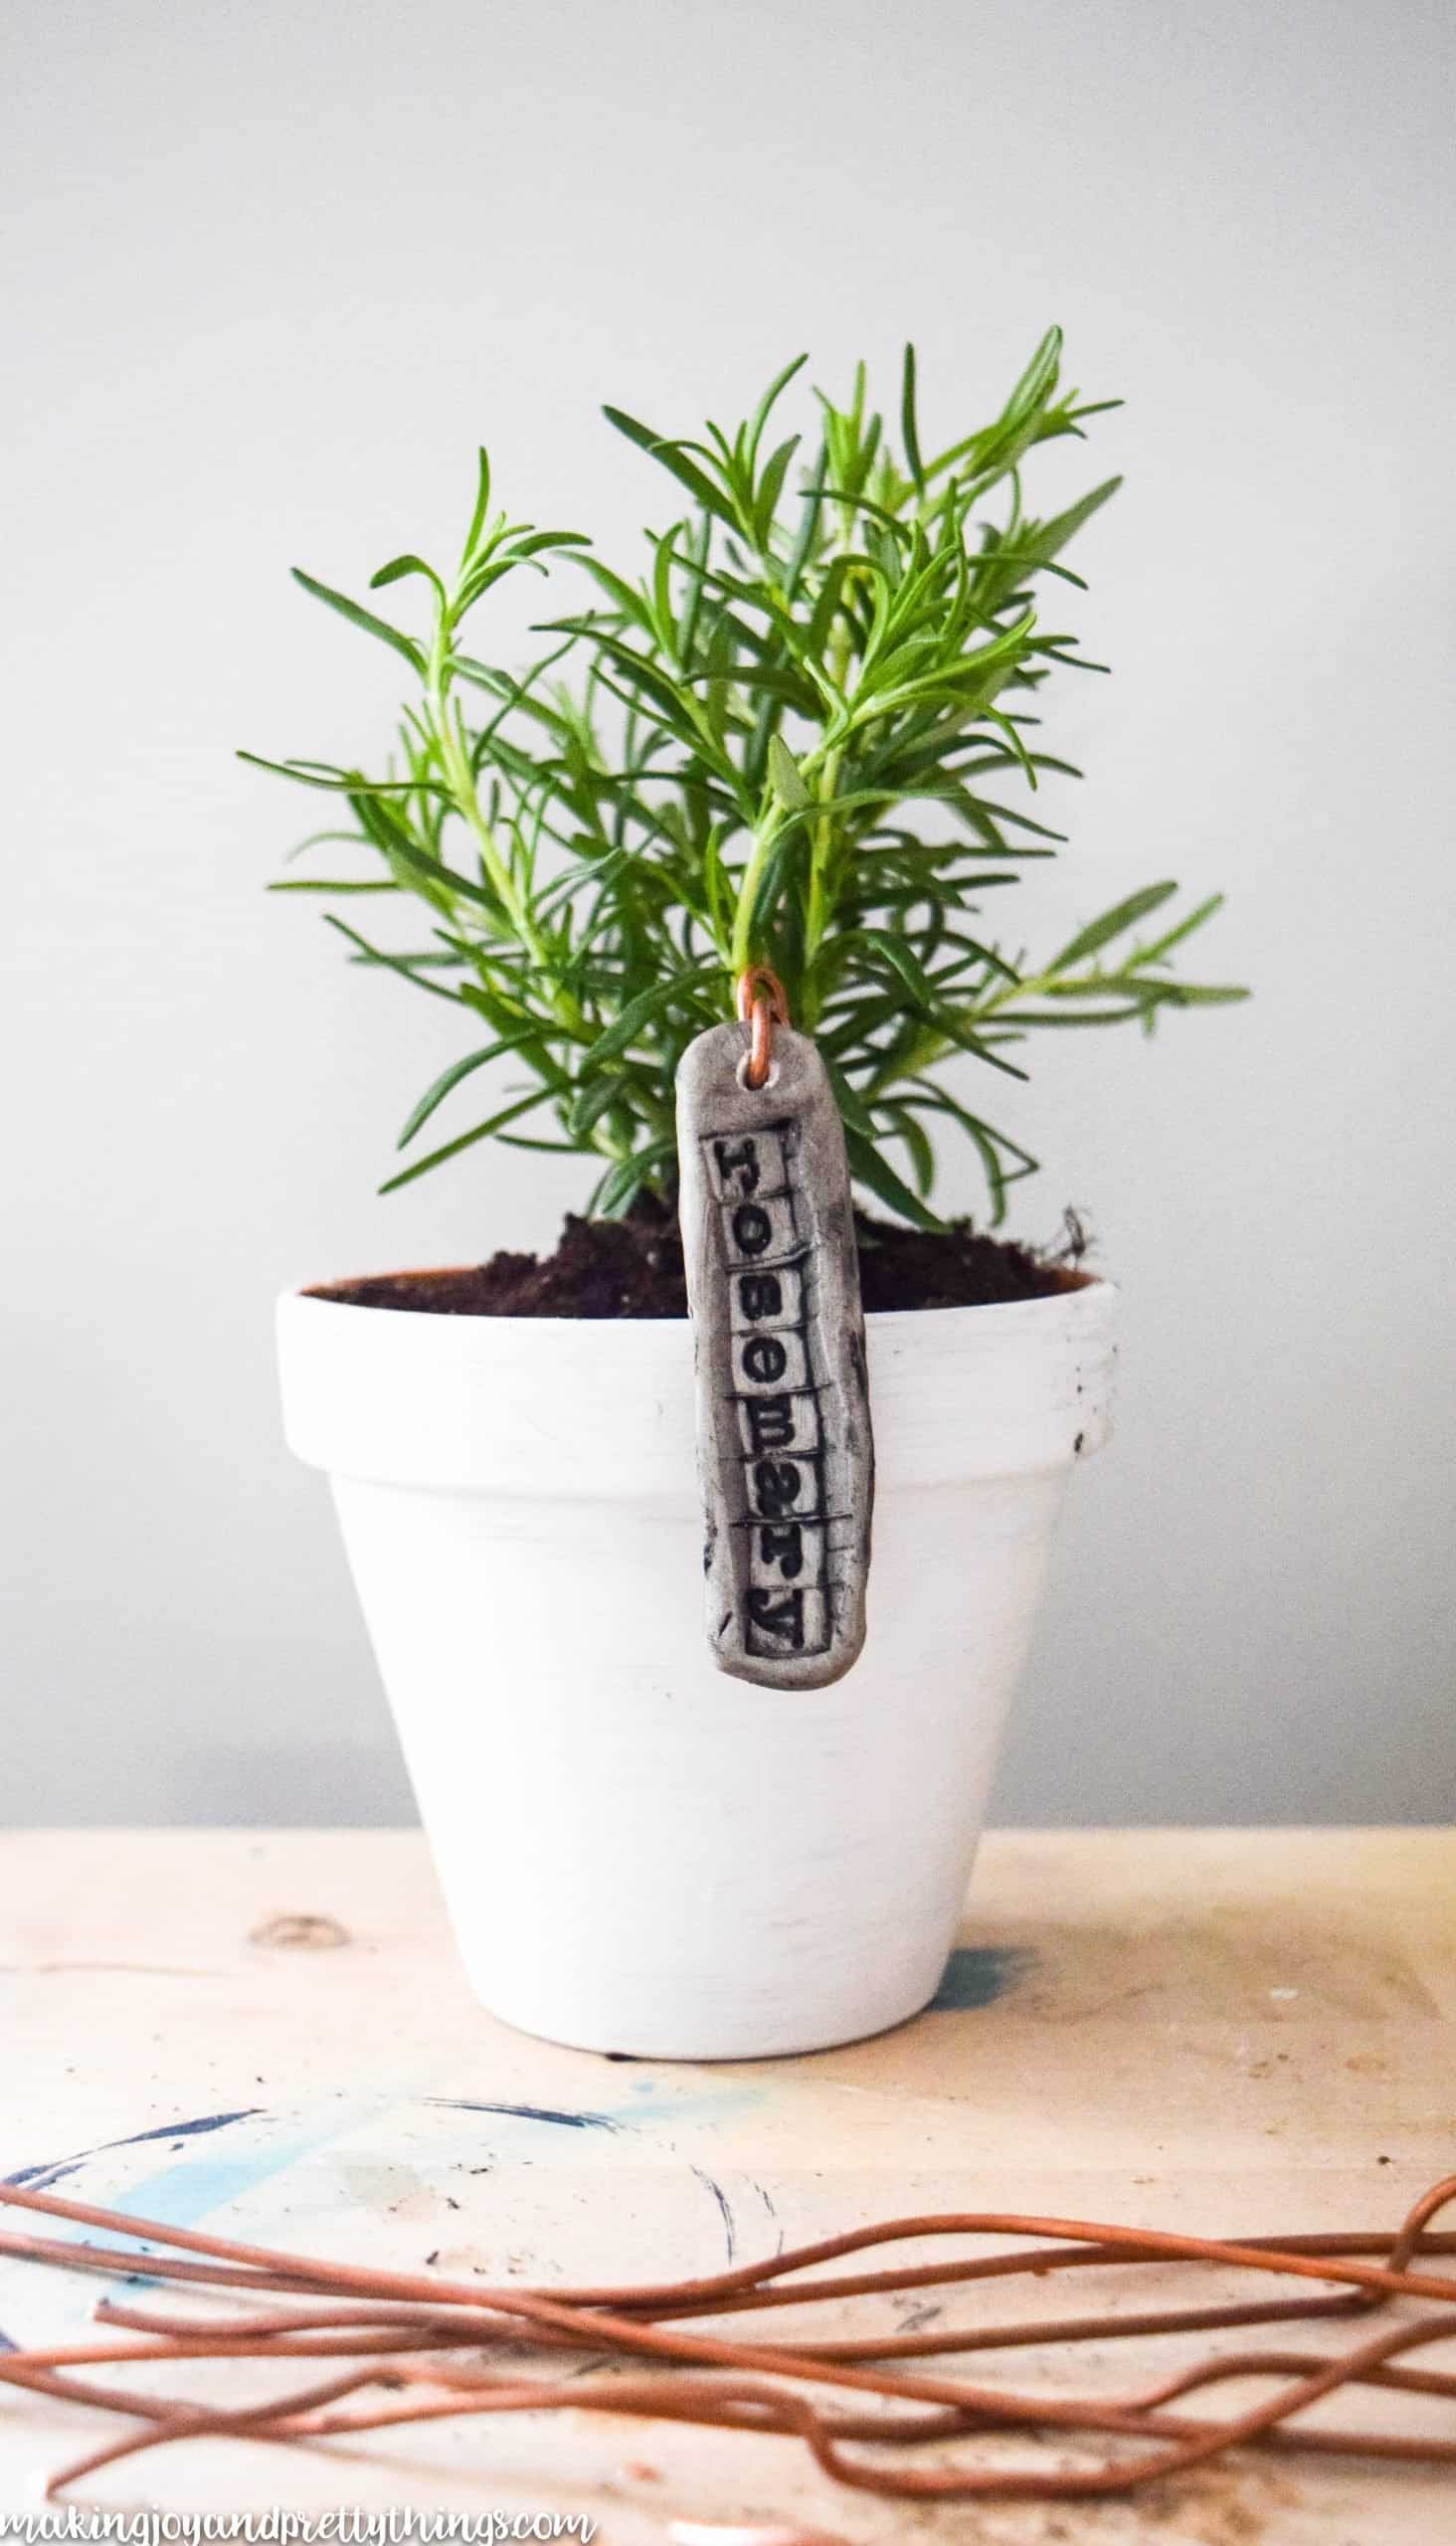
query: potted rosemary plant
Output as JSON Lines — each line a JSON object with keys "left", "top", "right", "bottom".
{"left": 261, "top": 334, "right": 1242, "bottom": 2057}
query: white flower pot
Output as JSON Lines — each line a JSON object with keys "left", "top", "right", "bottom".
{"left": 276, "top": 1275, "right": 1117, "bottom": 2059}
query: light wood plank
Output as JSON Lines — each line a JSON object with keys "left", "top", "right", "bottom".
{"left": 0, "top": 1829, "right": 1451, "bottom": 2537}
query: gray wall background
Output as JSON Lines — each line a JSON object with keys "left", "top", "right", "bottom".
{"left": 5, "top": 0, "right": 1453, "bottom": 1827}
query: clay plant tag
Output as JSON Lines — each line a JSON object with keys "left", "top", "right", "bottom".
{"left": 675, "top": 1020, "right": 874, "bottom": 1689}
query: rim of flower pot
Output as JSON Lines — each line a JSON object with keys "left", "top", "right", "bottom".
{"left": 288, "top": 1260, "right": 1109, "bottom": 1330}
{"left": 276, "top": 1272, "right": 1118, "bottom": 1496}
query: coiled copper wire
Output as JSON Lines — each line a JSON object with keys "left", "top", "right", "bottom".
{"left": 0, "top": 2173, "right": 1453, "bottom": 2506}
{"left": 735, "top": 966, "right": 789, "bottom": 1089}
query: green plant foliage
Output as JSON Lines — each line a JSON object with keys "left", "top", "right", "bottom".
{"left": 246, "top": 332, "right": 1245, "bottom": 1227}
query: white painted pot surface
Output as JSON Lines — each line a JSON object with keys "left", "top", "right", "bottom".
{"left": 277, "top": 1276, "right": 1117, "bottom": 2059}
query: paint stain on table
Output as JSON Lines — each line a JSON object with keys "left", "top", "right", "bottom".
{"left": 927, "top": 1943, "right": 1035, "bottom": 2011}
{"left": 426, "top": 2097, "right": 623, "bottom": 2132}
{"left": 4, "top": 2106, "right": 264, "bottom": 2194}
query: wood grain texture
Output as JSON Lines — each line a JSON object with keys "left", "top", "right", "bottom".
{"left": 0, "top": 1828, "right": 1452, "bottom": 2537}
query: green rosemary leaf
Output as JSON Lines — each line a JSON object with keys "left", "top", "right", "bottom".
{"left": 767, "top": 735, "right": 810, "bottom": 812}
{"left": 900, "top": 343, "right": 925, "bottom": 494}
{"left": 460, "top": 448, "right": 492, "bottom": 564}
{"left": 267, "top": 877, "right": 400, "bottom": 893}
{"left": 396, "top": 1034, "right": 541, "bottom": 1148}
{"left": 580, "top": 964, "right": 720, "bottom": 1067}
{"left": 1049, "top": 881, "right": 1181, "bottom": 971}
{"left": 844, "top": 1127, "right": 947, "bottom": 1233}
{"left": 378, "top": 1087, "right": 555, "bottom": 1192}
{"left": 602, "top": 407, "right": 737, "bottom": 526}
{"left": 369, "top": 554, "right": 446, "bottom": 601}
{"left": 290, "top": 570, "right": 426, "bottom": 674}
{"left": 321, "top": 913, "right": 465, "bottom": 1003}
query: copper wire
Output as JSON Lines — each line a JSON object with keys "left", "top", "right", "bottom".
{"left": 0, "top": 2174, "right": 1452, "bottom": 2504}
{"left": 735, "top": 966, "right": 788, "bottom": 1089}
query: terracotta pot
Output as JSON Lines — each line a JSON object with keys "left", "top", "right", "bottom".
{"left": 276, "top": 1276, "right": 1117, "bottom": 2058}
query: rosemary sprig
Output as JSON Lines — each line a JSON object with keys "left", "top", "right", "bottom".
{"left": 246, "top": 333, "right": 1245, "bottom": 1226}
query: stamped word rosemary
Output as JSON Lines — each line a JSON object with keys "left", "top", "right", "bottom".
{"left": 676, "top": 1017, "right": 874, "bottom": 1689}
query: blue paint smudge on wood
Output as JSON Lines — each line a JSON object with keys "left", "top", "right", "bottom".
{"left": 0, "top": 2103, "right": 385, "bottom": 2314}
{"left": 612, "top": 2080, "right": 766, "bottom": 2128}
{"left": 118, "top": 2109, "right": 264, "bottom": 2149}
{"left": 752, "top": 2177, "right": 785, "bottom": 2257}
{"left": 5, "top": 2109, "right": 263, "bottom": 2194}
{"left": 690, "top": 2166, "right": 736, "bottom": 2263}
{"left": 927, "top": 1944, "right": 1035, "bottom": 2011}
{"left": 426, "top": 2098, "right": 621, "bottom": 2132}
{"left": 103, "top": 2143, "right": 320, "bottom": 2261}
{"left": 3, "top": 2158, "right": 86, "bottom": 2193}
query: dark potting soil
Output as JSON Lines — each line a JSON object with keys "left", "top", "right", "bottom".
{"left": 308, "top": 1198, "right": 1091, "bottom": 1319}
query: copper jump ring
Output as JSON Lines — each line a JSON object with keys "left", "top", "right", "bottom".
{"left": 735, "top": 966, "right": 789, "bottom": 1091}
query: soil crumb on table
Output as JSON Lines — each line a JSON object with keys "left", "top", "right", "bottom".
{"left": 308, "top": 1200, "right": 1090, "bottom": 1318}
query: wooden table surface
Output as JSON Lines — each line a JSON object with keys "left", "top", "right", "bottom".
{"left": 1, "top": 1828, "right": 1452, "bottom": 2540}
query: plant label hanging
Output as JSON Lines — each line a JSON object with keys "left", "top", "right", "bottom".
{"left": 675, "top": 980, "right": 874, "bottom": 1689}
